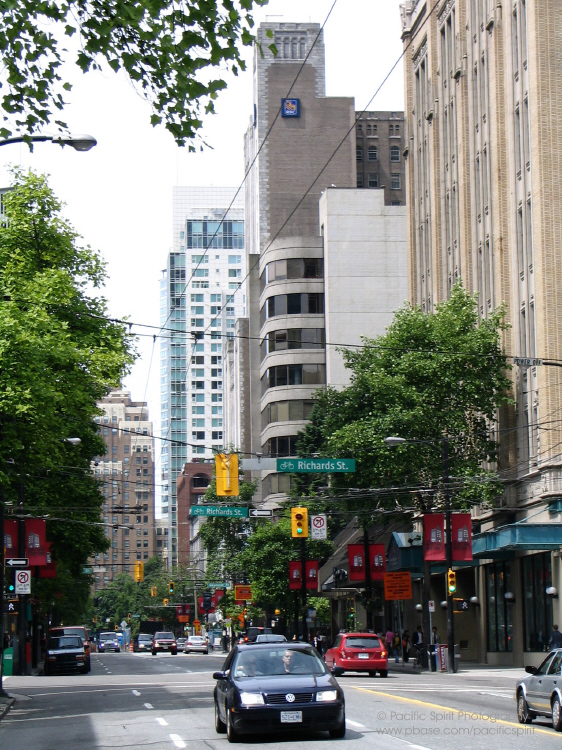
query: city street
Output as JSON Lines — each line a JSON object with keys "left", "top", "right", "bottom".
{"left": 1, "top": 652, "right": 561, "bottom": 750}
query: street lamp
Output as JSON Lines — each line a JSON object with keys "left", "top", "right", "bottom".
{"left": 0, "top": 134, "right": 97, "bottom": 151}
{"left": 385, "top": 435, "right": 456, "bottom": 673}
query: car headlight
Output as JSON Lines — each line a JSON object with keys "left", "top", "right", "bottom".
{"left": 239, "top": 692, "right": 265, "bottom": 706}
{"left": 316, "top": 690, "right": 338, "bottom": 702}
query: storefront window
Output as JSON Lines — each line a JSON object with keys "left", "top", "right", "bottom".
{"left": 523, "top": 552, "right": 553, "bottom": 652}
{"left": 486, "top": 561, "right": 513, "bottom": 652}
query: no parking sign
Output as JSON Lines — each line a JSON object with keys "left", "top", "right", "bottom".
{"left": 15, "top": 569, "right": 31, "bottom": 594}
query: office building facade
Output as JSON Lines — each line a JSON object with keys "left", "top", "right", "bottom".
{"left": 91, "top": 390, "right": 155, "bottom": 590}
{"left": 160, "top": 187, "right": 245, "bottom": 566}
{"left": 400, "top": 0, "right": 562, "bottom": 665}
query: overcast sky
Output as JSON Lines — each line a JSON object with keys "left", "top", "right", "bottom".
{"left": 0, "top": 0, "right": 405, "bottom": 437}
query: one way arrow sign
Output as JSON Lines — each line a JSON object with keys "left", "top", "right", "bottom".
{"left": 250, "top": 509, "right": 273, "bottom": 517}
{"left": 5, "top": 558, "right": 29, "bottom": 567}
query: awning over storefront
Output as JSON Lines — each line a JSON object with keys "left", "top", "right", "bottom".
{"left": 472, "top": 523, "right": 562, "bottom": 558}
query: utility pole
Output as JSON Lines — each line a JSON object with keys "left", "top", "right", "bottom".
{"left": 301, "top": 537, "right": 308, "bottom": 642}
{"left": 362, "top": 523, "right": 373, "bottom": 631}
{"left": 443, "top": 437, "right": 455, "bottom": 673}
{"left": 17, "top": 482, "right": 26, "bottom": 676}
{"left": 0, "top": 484, "right": 7, "bottom": 696}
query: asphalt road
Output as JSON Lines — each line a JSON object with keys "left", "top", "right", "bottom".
{"left": 1, "top": 652, "right": 561, "bottom": 750}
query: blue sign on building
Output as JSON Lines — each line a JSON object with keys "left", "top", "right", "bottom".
{"left": 281, "top": 98, "right": 301, "bottom": 117}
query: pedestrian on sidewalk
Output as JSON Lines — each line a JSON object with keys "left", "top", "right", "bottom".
{"left": 385, "top": 628, "right": 393, "bottom": 655}
{"left": 548, "top": 624, "right": 562, "bottom": 651}
{"left": 402, "top": 630, "right": 411, "bottom": 663}
{"left": 413, "top": 626, "right": 424, "bottom": 667}
{"left": 429, "top": 626, "right": 439, "bottom": 671}
{"left": 392, "top": 631, "right": 401, "bottom": 663}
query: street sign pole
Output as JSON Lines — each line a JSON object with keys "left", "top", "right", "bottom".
{"left": 0, "top": 484, "right": 6, "bottom": 697}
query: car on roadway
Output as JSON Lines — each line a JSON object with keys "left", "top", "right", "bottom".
{"left": 45, "top": 636, "right": 88, "bottom": 676}
{"left": 152, "top": 631, "right": 177, "bottom": 655}
{"left": 516, "top": 648, "right": 562, "bottom": 729}
{"left": 176, "top": 637, "right": 188, "bottom": 652}
{"left": 324, "top": 632, "right": 388, "bottom": 677}
{"left": 255, "top": 634, "right": 287, "bottom": 643}
{"left": 134, "top": 633, "right": 153, "bottom": 652}
{"left": 213, "top": 642, "right": 345, "bottom": 742}
{"left": 184, "top": 635, "right": 208, "bottom": 654}
{"left": 98, "top": 632, "right": 121, "bottom": 653}
{"left": 244, "top": 627, "right": 273, "bottom": 643}
{"left": 48, "top": 626, "right": 91, "bottom": 672}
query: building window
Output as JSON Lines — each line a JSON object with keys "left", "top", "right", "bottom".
{"left": 262, "top": 364, "right": 325, "bottom": 393}
{"left": 368, "top": 146, "right": 378, "bottom": 161}
{"left": 357, "top": 124, "right": 363, "bottom": 135}
{"left": 356, "top": 146, "right": 363, "bottom": 162}
{"left": 368, "top": 173, "right": 379, "bottom": 188}
{"left": 212, "top": 431, "right": 223, "bottom": 441}
{"left": 390, "top": 145, "right": 400, "bottom": 162}
{"left": 523, "top": 553, "right": 553, "bottom": 652}
{"left": 192, "top": 431, "right": 205, "bottom": 440}
{"left": 191, "top": 294, "right": 204, "bottom": 302}
{"left": 228, "top": 269, "right": 241, "bottom": 278}
{"left": 486, "top": 561, "right": 513, "bottom": 652}
{"left": 262, "top": 328, "right": 324, "bottom": 356}
{"left": 390, "top": 174, "right": 401, "bottom": 190}
{"left": 261, "top": 294, "right": 324, "bottom": 325}
{"left": 266, "top": 435, "right": 299, "bottom": 457}
{"left": 356, "top": 173, "right": 363, "bottom": 188}
{"left": 228, "top": 255, "right": 241, "bottom": 264}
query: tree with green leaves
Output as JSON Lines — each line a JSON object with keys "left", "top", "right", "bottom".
{"left": 0, "top": 169, "right": 135, "bottom": 599}
{"left": 0, "top": 0, "right": 272, "bottom": 146}
{"left": 297, "top": 285, "right": 512, "bottom": 510}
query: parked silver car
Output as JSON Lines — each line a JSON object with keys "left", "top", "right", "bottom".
{"left": 516, "top": 649, "right": 562, "bottom": 729}
{"left": 184, "top": 635, "right": 208, "bottom": 654}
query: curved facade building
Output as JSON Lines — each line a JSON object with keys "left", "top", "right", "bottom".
{"left": 258, "top": 237, "right": 325, "bottom": 497}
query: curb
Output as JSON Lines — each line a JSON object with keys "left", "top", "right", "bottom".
{"left": 0, "top": 697, "right": 14, "bottom": 722}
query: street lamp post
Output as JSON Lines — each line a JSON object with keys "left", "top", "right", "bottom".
{"left": 385, "top": 435, "right": 456, "bottom": 673}
{"left": 0, "top": 134, "right": 97, "bottom": 151}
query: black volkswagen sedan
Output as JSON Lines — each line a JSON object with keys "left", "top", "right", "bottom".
{"left": 213, "top": 643, "right": 345, "bottom": 742}
{"left": 44, "top": 636, "right": 88, "bottom": 675}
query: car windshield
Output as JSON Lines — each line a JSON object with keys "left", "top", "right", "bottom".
{"left": 138, "top": 635, "right": 152, "bottom": 641}
{"left": 48, "top": 637, "right": 83, "bottom": 650}
{"left": 190, "top": 637, "right": 204, "bottom": 642}
{"left": 233, "top": 648, "right": 327, "bottom": 678}
{"left": 51, "top": 628, "right": 85, "bottom": 640}
{"left": 155, "top": 632, "right": 174, "bottom": 639}
{"left": 345, "top": 637, "right": 381, "bottom": 648}
{"left": 100, "top": 633, "right": 116, "bottom": 641}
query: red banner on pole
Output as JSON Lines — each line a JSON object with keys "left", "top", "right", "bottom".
{"left": 451, "top": 513, "right": 473, "bottom": 561}
{"left": 26, "top": 519, "right": 48, "bottom": 565}
{"left": 369, "top": 544, "right": 386, "bottom": 580}
{"left": 305, "top": 560, "right": 318, "bottom": 590}
{"left": 289, "top": 561, "right": 302, "bottom": 590}
{"left": 39, "top": 559, "right": 57, "bottom": 578}
{"left": 3, "top": 520, "right": 18, "bottom": 552}
{"left": 423, "top": 514, "right": 446, "bottom": 561}
{"left": 348, "top": 544, "right": 365, "bottom": 581}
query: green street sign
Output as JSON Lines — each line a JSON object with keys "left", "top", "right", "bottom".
{"left": 82, "top": 567, "right": 93, "bottom": 574}
{"left": 276, "top": 458, "right": 356, "bottom": 473}
{"left": 132, "top": 614, "right": 140, "bottom": 618}
{"left": 190, "top": 506, "right": 249, "bottom": 518}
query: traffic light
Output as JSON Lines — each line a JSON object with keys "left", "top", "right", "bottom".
{"left": 215, "top": 453, "right": 239, "bottom": 496}
{"left": 202, "top": 593, "right": 213, "bottom": 611}
{"left": 243, "top": 607, "right": 248, "bottom": 620}
{"left": 169, "top": 581, "right": 175, "bottom": 595}
{"left": 163, "top": 598, "right": 169, "bottom": 606}
{"left": 150, "top": 586, "right": 157, "bottom": 597}
{"left": 447, "top": 569, "right": 457, "bottom": 594}
{"left": 5, "top": 569, "right": 15, "bottom": 595}
{"left": 127, "top": 613, "right": 131, "bottom": 624}
{"left": 134, "top": 561, "right": 144, "bottom": 582}
{"left": 291, "top": 507, "right": 309, "bottom": 538}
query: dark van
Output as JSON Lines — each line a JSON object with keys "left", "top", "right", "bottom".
{"left": 244, "top": 627, "right": 273, "bottom": 643}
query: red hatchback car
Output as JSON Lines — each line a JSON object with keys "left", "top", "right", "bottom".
{"left": 324, "top": 632, "right": 388, "bottom": 677}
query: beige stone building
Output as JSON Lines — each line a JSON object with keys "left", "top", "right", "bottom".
{"left": 400, "top": 0, "right": 562, "bottom": 665}
{"left": 91, "top": 390, "right": 156, "bottom": 590}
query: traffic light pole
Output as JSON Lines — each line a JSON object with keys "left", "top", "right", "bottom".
{"left": 301, "top": 537, "right": 308, "bottom": 643}
{"left": 17, "top": 482, "right": 26, "bottom": 676}
{"left": 443, "top": 438, "right": 455, "bottom": 673}
{"left": 0, "top": 484, "right": 7, "bottom": 697}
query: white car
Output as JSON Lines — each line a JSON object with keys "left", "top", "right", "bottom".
{"left": 184, "top": 635, "right": 208, "bottom": 654}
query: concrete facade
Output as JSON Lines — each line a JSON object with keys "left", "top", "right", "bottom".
{"left": 400, "top": 0, "right": 562, "bottom": 666}
{"left": 90, "top": 390, "right": 155, "bottom": 590}
{"left": 320, "top": 188, "right": 408, "bottom": 389}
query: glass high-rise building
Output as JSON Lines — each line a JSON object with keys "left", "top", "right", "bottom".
{"left": 160, "top": 187, "right": 245, "bottom": 567}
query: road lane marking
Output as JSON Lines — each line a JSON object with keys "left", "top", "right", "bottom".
{"left": 351, "top": 686, "right": 558, "bottom": 737}
{"left": 169, "top": 734, "right": 186, "bottom": 748}
{"left": 346, "top": 719, "right": 365, "bottom": 727}
{"left": 144, "top": 702, "right": 153, "bottom": 709}
{"left": 156, "top": 717, "right": 168, "bottom": 726}
{"left": 132, "top": 690, "right": 141, "bottom": 696}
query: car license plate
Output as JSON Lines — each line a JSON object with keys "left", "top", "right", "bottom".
{"left": 163, "top": 646, "right": 169, "bottom": 650}
{"left": 358, "top": 653, "right": 369, "bottom": 659}
{"left": 280, "top": 711, "right": 302, "bottom": 723}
